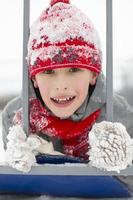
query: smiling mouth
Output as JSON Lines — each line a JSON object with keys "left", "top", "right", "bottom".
{"left": 50, "top": 96, "right": 76, "bottom": 105}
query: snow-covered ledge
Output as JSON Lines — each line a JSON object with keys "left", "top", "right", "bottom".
{"left": 1, "top": 164, "right": 133, "bottom": 175}
{"left": 0, "top": 121, "right": 133, "bottom": 175}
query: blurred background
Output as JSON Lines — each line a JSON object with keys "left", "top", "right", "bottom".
{"left": 0, "top": 0, "right": 133, "bottom": 146}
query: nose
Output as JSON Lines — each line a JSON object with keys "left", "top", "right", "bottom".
{"left": 56, "top": 87, "right": 67, "bottom": 90}
{"left": 54, "top": 74, "right": 69, "bottom": 91}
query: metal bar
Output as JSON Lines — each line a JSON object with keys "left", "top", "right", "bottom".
{"left": 106, "top": 0, "right": 113, "bottom": 121}
{"left": 22, "top": 0, "right": 30, "bottom": 135}
{"left": 0, "top": 165, "right": 133, "bottom": 175}
{"left": 0, "top": 0, "right": 132, "bottom": 179}
{"left": 17, "top": 0, "right": 132, "bottom": 177}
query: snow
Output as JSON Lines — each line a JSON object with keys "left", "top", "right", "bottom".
{"left": 1, "top": 120, "right": 133, "bottom": 173}
{"left": 5, "top": 125, "right": 38, "bottom": 172}
{"left": 5, "top": 125, "right": 42, "bottom": 172}
{"left": 4, "top": 125, "right": 63, "bottom": 172}
{"left": 89, "top": 121, "right": 133, "bottom": 173}
{"left": 28, "top": 2, "right": 101, "bottom": 67}
{"left": 29, "top": 2, "right": 101, "bottom": 47}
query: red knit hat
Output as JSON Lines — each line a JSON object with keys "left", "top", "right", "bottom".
{"left": 27, "top": 0, "right": 102, "bottom": 78}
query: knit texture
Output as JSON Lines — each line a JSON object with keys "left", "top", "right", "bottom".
{"left": 13, "top": 98, "right": 101, "bottom": 161}
{"left": 27, "top": 0, "right": 102, "bottom": 78}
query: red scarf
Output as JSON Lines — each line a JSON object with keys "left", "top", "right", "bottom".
{"left": 14, "top": 98, "right": 101, "bottom": 161}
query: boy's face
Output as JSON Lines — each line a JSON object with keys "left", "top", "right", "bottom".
{"left": 33, "top": 67, "right": 98, "bottom": 119}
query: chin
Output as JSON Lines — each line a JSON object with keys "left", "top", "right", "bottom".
{"left": 54, "top": 112, "right": 74, "bottom": 119}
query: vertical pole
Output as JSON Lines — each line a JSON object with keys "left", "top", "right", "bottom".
{"left": 22, "top": 0, "right": 30, "bottom": 135}
{"left": 106, "top": 0, "right": 113, "bottom": 121}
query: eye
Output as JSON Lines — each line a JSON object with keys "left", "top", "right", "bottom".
{"left": 43, "top": 70, "right": 55, "bottom": 74}
{"left": 69, "top": 68, "right": 81, "bottom": 73}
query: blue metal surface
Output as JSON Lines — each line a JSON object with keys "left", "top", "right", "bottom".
{"left": 0, "top": 174, "right": 131, "bottom": 198}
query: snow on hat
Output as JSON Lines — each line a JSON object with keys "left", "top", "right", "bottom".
{"left": 27, "top": 0, "right": 102, "bottom": 78}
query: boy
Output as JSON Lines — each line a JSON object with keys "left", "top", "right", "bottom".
{"left": 2, "top": 0, "right": 133, "bottom": 196}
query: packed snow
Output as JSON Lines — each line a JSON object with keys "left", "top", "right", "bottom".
{"left": 0, "top": 120, "right": 133, "bottom": 173}
{"left": 89, "top": 121, "right": 133, "bottom": 173}
{"left": 5, "top": 125, "right": 63, "bottom": 172}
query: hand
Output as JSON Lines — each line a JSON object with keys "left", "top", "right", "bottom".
{"left": 88, "top": 121, "right": 133, "bottom": 173}
{"left": 6, "top": 125, "right": 63, "bottom": 172}
{"left": 5, "top": 125, "right": 36, "bottom": 173}
{"left": 6, "top": 141, "right": 36, "bottom": 173}
{"left": 27, "top": 135, "right": 63, "bottom": 155}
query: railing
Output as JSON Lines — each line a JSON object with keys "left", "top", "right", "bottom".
{"left": 21, "top": 0, "right": 133, "bottom": 176}
{"left": 22, "top": 0, "right": 30, "bottom": 136}
{"left": 0, "top": 0, "right": 132, "bottom": 177}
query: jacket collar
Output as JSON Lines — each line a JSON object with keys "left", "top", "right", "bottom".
{"left": 70, "top": 72, "right": 106, "bottom": 121}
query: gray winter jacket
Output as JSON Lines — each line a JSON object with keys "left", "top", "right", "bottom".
{"left": 1, "top": 72, "right": 133, "bottom": 196}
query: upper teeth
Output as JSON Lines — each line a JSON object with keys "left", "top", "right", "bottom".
{"left": 52, "top": 96, "right": 74, "bottom": 102}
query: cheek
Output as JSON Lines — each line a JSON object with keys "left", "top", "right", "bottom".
{"left": 37, "top": 81, "right": 50, "bottom": 98}
{"left": 76, "top": 81, "right": 89, "bottom": 97}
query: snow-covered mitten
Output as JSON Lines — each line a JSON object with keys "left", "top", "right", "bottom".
{"left": 5, "top": 125, "right": 63, "bottom": 172}
{"left": 89, "top": 121, "right": 133, "bottom": 173}
{"left": 5, "top": 125, "right": 40, "bottom": 172}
